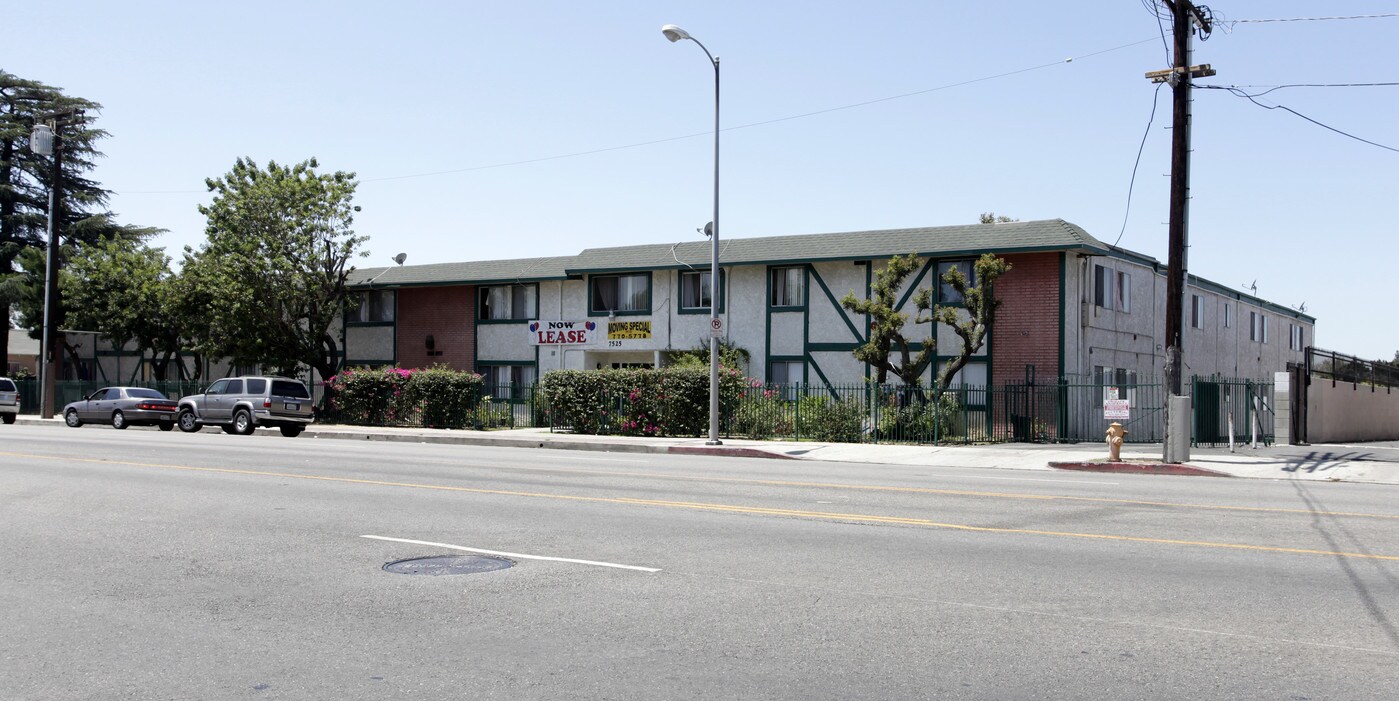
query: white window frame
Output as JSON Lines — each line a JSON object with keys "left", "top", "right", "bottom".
{"left": 1191, "top": 295, "right": 1204, "bottom": 329}
{"left": 1116, "top": 270, "right": 1131, "bottom": 313}
{"left": 1093, "top": 264, "right": 1113, "bottom": 310}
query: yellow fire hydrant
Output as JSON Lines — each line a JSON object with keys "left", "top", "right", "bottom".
{"left": 1106, "top": 422, "right": 1127, "bottom": 462}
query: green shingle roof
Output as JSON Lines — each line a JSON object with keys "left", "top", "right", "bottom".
{"left": 349, "top": 255, "right": 573, "bottom": 288}
{"left": 567, "top": 219, "right": 1107, "bottom": 273}
{"left": 350, "top": 219, "right": 1106, "bottom": 288}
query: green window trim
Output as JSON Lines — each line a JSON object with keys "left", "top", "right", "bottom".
{"left": 477, "top": 283, "right": 540, "bottom": 325}
{"left": 587, "top": 272, "right": 653, "bottom": 317}
{"left": 344, "top": 320, "right": 396, "bottom": 328}
{"left": 677, "top": 269, "right": 727, "bottom": 314}
{"left": 767, "top": 265, "right": 808, "bottom": 310}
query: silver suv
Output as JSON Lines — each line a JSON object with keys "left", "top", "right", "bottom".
{"left": 0, "top": 377, "right": 18, "bottom": 424}
{"left": 177, "top": 376, "right": 314, "bottom": 437}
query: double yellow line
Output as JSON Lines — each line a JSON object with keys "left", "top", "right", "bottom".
{"left": 8, "top": 450, "right": 1399, "bottom": 562}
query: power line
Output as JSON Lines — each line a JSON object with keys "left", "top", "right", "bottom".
{"left": 114, "top": 36, "right": 1160, "bottom": 195}
{"left": 1113, "top": 82, "right": 1164, "bottom": 249}
{"left": 1228, "top": 13, "right": 1399, "bottom": 24}
{"left": 1204, "top": 82, "right": 1399, "bottom": 98}
{"left": 1199, "top": 84, "right": 1399, "bottom": 153}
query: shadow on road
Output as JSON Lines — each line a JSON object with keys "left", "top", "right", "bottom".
{"left": 1291, "top": 480, "right": 1399, "bottom": 652}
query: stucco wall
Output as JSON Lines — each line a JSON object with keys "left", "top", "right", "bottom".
{"left": 1307, "top": 380, "right": 1399, "bottom": 443}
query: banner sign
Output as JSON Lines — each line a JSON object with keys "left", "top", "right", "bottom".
{"left": 608, "top": 321, "right": 652, "bottom": 340}
{"left": 528, "top": 320, "right": 598, "bottom": 346}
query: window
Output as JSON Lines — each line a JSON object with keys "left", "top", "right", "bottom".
{"left": 769, "top": 360, "right": 803, "bottom": 385}
{"left": 0, "top": 379, "right": 15, "bottom": 392}
{"left": 245, "top": 378, "right": 267, "bottom": 394}
{"left": 1094, "top": 366, "right": 1138, "bottom": 405}
{"left": 1223, "top": 303, "right": 1232, "bottom": 328}
{"left": 770, "top": 267, "right": 805, "bottom": 307}
{"left": 226, "top": 380, "right": 244, "bottom": 395}
{"left": 939, "top": 260, "right": 975, "bottom": 305}
{"left": 590, "top": 274, "right": 650, "bottom": 315}
{"left": 1116, "top": 271, "right": 1131, "bottom": 313}
{"left": 1250, "top": 311, "right": 1269, "bottom": 343}
{"left": 481, "top": 365, "right": 537, "bottom": 399}
{"left": 1289, "top": 323, "right": 1305, "bottom": 351}
{"left": 272, "top": 380, "right": 310, "bottom": 399}
{"left": 679, "top": 270, "right": 725, "bottom": 312}
{"left": 102, "top": 388, "right": 123, "bottom": 400}
{"left": 479, "top": 285, "right": 536, "bottom": 321}
{"left": 349, "top": 290, "right": 395, "bottom": 323}
{"left": 1094, "top": 264, "right": 1113, "bottom": 310}
{"left": 1191, "top": 295, "right": 1204, "bottom": 329}
{"left": 206, "top": 379, "right": 229, "bottom": 395}
{"left": 938, "top": 360, "right": 988, "bottom": 388}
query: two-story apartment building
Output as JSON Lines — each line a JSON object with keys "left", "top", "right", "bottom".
{"left": 345, "top": 219, "right": 1314, "bottom": 394}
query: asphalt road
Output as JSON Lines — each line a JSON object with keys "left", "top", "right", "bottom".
{"left": 3, "top": 424, "right": 1398, "bottom": 700}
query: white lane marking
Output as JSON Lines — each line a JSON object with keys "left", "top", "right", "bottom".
{"left": 361, "top": 535, "right": 660, "bottom": 573}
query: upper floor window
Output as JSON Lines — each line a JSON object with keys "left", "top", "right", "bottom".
{"left": 1223, "top": 303, "right": 1232, "bottom": 328}
{"left": 1191, "top": 295, "right": 1204, "bottom": 329}
{"left": 1250, "top": 311, "right": 1268, "bottom": 343}
{"left": 1093, "top": 264, "right": 1112, "bottom": 310}
{"left": 479, "top": 284, "right": 536, "bottom": 321}
{"left": 939, "top": 260, "right": 975, "bottom": 306}
{"left": 590, "top": 274, "right": 650, "bottom": 315}
{"left": 679, "top": 270, "right": 725, "bottom": 312}
{"left": 348, "top": 290, "right": 395, "bottom": 323}
{"left": 1288, "top": 323, "right": 1305, "bottom": 351}
{"left": 770, "top": 267, "right": 805, "bottom": 308}
{"left": 1116, "top": 271, "right": 1131, "bottom": 313}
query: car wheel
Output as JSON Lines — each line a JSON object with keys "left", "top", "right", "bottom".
{"left": 65, "top": 409, "right": 83, "bottom": 428}
{"left": 112, "top": 410, "right": 128, "bottom": 430}
{"left": 2, "top": 413, "right": 16, "bottom": 425}
{"left": 233, "top": 410, "right": 255, "bottom": 435}
{"left": 158, "top": 422, "right": 174, "bottom": 432}
{"left": 279, "top": 425, "right": 303, "bottom": 438}
{"left": 177, "top": 409, "right": 200, "bottom": 433}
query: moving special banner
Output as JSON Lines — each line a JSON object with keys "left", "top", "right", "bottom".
{"left": 607, "top": 321, "right": 652, "bottom": 340}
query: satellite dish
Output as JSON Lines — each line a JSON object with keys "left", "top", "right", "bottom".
{"left": 393, "top": 253, "right": 407, "bottom": 265}
{"left": 699, "top": 222, "right": 714, "bottom": 238}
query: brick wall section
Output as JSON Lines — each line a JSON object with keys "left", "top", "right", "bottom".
{"left": 990, "top": 252, "right": 1061, "bottom": 386}
{"left": 395, "top": 285, "right": 476, "bottom": 372}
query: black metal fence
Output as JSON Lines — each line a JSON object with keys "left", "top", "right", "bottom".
{"left": 1307, "top": 347, "right": 1399, "bottom": 390}
{"left": 14, "top": 375, "right": 1274, "bottom": 446}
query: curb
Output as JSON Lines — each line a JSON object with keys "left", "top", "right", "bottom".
{"left": 668, "top": 446, "right": 796, "bottom": 460}
{"left": 1048, "top": 461, "right": 1232, "bottom": 477}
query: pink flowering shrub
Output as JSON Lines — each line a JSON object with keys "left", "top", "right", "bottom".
{"left": 326, "top": 365, "right": 485, "bottom": 428}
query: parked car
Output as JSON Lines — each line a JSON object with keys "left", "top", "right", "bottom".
{"left": 0, "top": 377, "right": 19, "bottom": 424}
{"left": 63, "top": 387, "right": 179, "bottom": 430}
{"left": 177, "top": 376, "right": 314, "bottom": 437}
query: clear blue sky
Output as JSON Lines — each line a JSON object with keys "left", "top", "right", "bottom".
{"left": 9, "top": 1, "right": 1398, "bottom": 359}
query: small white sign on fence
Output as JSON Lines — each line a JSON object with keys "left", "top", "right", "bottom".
{"left": 1104, "top": 399, "right": 1131, "bottom": 420}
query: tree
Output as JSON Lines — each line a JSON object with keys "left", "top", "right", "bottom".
{"left": 186, "top": 157, "right": 366, "bottom": 381}
{"left": 840, "top": 254, "right": 935, "bottom": 385}
{"left": 841, "top": 252, "right": 1012, "bottom": 389}
{"left": 931, "top": 253, "right": 1011, "bottom": 390}
{"left": 0, "top": 71, "right": 158, "bottom": 365}
{"left": 979, "top": 212, "right": 1018, "bottom": 224}
{"left": 62, "top": 237, "right": 189, "bottom": 380}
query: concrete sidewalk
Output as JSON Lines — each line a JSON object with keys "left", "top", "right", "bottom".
{"left": 20, "top": 415, "right": 1399, "bottom": 485}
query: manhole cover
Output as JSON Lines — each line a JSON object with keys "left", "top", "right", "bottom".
{"left": 383, "top": 555, "right": 513, "bottom": 576}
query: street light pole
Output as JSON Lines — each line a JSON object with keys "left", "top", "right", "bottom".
{"left": 662, "top": 24, "right": 723, "bottom": 445}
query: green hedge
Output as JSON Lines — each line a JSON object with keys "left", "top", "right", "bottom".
{"left": 326, "top": 366, "right": 485, "bottom": 429}
{"left": 539, "top": 366, "right": 747, "bottom": 437}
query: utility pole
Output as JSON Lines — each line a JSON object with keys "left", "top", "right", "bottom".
{"left": 1147, "top": 1, "right": 1214, "bottom": 464}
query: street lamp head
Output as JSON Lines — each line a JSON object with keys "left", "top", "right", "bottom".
{"left": 661, "top": 24, "right": 691, "bottom": 43}
{"left": 29, "top": 124, "right": 54, "bottom": 156}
